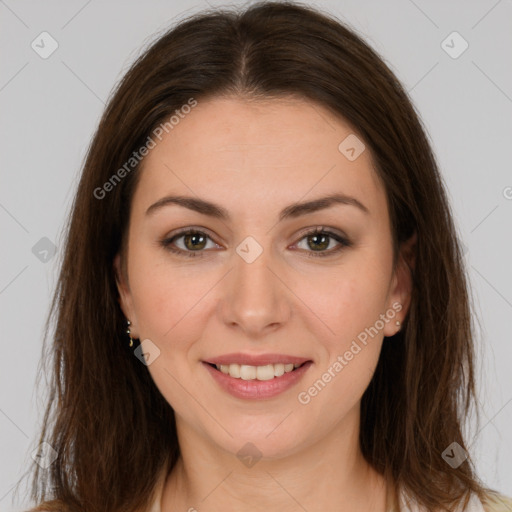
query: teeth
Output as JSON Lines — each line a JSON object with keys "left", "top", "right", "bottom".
{"left": 214, "top": 362, "right": 303, "bottom": 380}
{"left": 274, "top": 363, "right": 285, "bottom": 377}
{"left": 240, "top": 365, "right": 257, "bottom": 380}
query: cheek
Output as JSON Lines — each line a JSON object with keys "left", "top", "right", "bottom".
{"left": 130, "top": 267, "right": 205, "bottom": 342}
{"left": 129, "top": 265, "right": 209, "bottom": 404}
{"left": 291, "top": 253, "right": 391, "bottom": 408}
{"left": 294, "top": 255, "right": 392, "bottom": 349}
{"left": 127, "top": 245, "right": 176, "bottom": 332}
{"left": 295, "top": 275, "right": 387, "bottom": 416}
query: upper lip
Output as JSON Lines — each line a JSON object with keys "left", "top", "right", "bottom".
{"left": 204, "top": 353, "right": 311, "bottom": 366}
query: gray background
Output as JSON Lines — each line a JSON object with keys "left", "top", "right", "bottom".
{"left": 1, "top": 0, "right": 511, "bottom": 510}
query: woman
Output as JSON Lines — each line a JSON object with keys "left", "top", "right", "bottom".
{"left": 23, "top": 1, "right": 511, "bottom": 511}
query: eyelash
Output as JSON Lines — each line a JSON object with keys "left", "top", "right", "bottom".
{"left": 160, "top": 226, "right": 352, "bottom": 259}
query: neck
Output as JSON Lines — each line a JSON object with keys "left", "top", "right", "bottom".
{"left": 161, "top": 407, "right": 391, "bottom": 511}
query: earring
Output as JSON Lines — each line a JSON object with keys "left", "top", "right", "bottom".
{"left": 395, "top": 320, "right": 401, "bottom": 331}
{"left": 126, "top": 320, "right": 133, "bottom": 348}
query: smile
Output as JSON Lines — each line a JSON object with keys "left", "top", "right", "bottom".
{"left": 212, "top": 362, "right": 302, "bottom": 380}
{"left": 202, "top": 359, "right": 313, "bottom": 400}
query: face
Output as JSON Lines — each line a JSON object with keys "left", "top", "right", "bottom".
{"left": 115, "top": 95, "right": 414, "bottom": 460}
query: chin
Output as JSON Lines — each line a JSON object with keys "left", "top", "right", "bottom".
{"left": 203, "top": 414, "right": 312, "bottom": 462}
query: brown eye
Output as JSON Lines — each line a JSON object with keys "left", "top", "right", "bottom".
{"left": 181, "top": 232, "right": 208, "bottom": 251}
{"left": 161, "top": 229, "right": 217, "bottom": 258}
{"left": 294, "top": 227, "right": 352, "bottom": 258}
{"left": 161, "top": 226, "right": 352, "bottom": 259}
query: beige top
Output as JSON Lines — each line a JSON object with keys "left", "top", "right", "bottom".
{"left": 147, "top": 468, "right": 509, "bottom": 512}
{"left": 28, "top": 477, "right": 512, "bottom": 511}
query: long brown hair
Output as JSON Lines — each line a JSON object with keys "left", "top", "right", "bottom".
{"left": 20, "top": 1, "right": 491, "bottom": 510}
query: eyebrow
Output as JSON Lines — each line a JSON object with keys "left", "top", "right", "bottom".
{"left": 145, "top": 193, "right": 370, "bottom": 221}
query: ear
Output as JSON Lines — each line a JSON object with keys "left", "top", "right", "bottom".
{"left": 113, "top": 253, "right": 139, "bottom": 339}
{"left": 383, "top": 231, "right": 417, "bottom": 337}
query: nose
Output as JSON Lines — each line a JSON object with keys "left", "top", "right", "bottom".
{"left": 219, "top": 244, "right": 291, "bottom": 339}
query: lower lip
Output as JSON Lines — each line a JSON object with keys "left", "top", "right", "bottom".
{"left": 202, "top": 361, "right": 313, "bottom": 400}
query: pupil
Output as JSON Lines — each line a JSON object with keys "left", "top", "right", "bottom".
{"left": 310, "top": 234, "right": 328, "bottom": 251}
{"left": 186, "top": 233, "right": 205, "bottom": 250}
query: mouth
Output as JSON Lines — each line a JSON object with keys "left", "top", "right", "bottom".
{"left": 206, "top": 361, "right": 308, "bottom": 381}
{"left": 201, "top": 357, "right": 313, "bottom": 400}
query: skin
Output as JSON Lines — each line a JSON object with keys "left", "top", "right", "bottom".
{"left": 114, "top": 95, "right": 416, "bottom": 511}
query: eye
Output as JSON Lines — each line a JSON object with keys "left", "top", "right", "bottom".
{"left": 160, "top": 228, "right": 219, "bottom": 258}
{"left": 160, "top": 226, "right": 352, "bottom": 258}
{"left": 293, "top": 226, "right": 352, "bottom": 258}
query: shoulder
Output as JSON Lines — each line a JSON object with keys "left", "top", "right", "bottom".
{"left": 480, "top": 491, "right": 512, "bottom": 512}
{"left": 393, "top": 486, "right": 512, "bottom": 512}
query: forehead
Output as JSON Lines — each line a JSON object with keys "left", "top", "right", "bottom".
{"left": 132, "top": 96, "right": 386, "bottom": 221}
